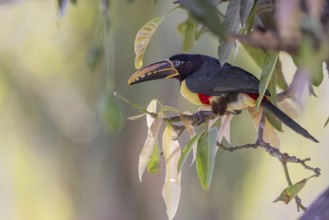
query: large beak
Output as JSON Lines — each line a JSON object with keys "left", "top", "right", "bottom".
{"left": 128, "top": 60, "right": 179, "bottom": 85}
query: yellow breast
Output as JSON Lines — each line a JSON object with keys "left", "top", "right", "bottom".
{"left": 180, "top": 80, "right": 204, "bottom": 105}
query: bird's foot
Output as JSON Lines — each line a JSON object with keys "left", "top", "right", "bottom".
{"left": 192, "top": 111, "right": 215, "bottom": 125}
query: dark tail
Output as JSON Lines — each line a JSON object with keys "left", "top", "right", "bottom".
{"left": 261, "top": 100, "right": 319, "bottom": 143}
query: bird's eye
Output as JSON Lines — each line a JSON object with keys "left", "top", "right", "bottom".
{"left": 173, "top": 60, "right": 183, "bottom": 67}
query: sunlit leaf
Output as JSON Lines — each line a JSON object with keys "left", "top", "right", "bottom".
{"left": 146, "top": 99, "right": 158, "bottom": 127}
{"left": 196, "top": 127, "right": 218, "bottom": 191}
{"left": 127, "top": 113, "right": 146, "bottom": 121}
{"left": 324, "top": 116, "right": 329, "bottom": 128}
{"left": 256, "top": 50, "right": 279, "bottom": 109}
{"left": 217, "top": 114, "right": 233, "bottom": 144}
{"left": 218, "top": 0, "right": 241, "bottom": 66}
{"left": 179, "top": 0, "right": 225, "bottom": 38}
{"left": 177, "top": 13, "right": 197, "bottom": 52}
{"left": 244, "top": 0, "right": 257, "bottom": 32}
{"left": 248, "top": 108, "right": 280, "bottom": 148}
{"left": 99, "top": 94, "right": 124, "bottom": 133}
{"left": 138, "top": 117, "right": 162, "bottom": 181}
{"left": 134, "top": 16, "right": 165, "bottom": 68}
{"left": 177, "top": 132, "right": 204, "bottom": 173}
{"left": 274, "top": 179, "right": 307, "bottom": 204}
{"left": 162, "top": 124, "right": 181, "bottom": 220}
{"left": 278, "top": 100, "right": 298, "bottom": 119}
{"left": 208, "top": 116, "right": 220, "bottom": 129}
{"left": 147, "top": 142, "right": 161, "bottom": 175}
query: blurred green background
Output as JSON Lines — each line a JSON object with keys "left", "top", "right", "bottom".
{"left": 0, "top": 1, "right": 328, "bottom": 220}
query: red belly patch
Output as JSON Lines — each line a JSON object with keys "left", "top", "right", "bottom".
{"left": 198, "top": 94, "right": 211, "bottom": 105}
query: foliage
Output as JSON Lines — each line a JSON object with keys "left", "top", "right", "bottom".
{"left": 123, "top": 0, "right": 328, "bottom": 219}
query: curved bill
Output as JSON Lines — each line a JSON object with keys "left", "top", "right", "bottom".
{"left": 128, "top": 60, "right": 179, "bottom": 85}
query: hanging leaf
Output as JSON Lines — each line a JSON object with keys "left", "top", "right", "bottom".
{"left": 134, "top": 16, "right": 165, "bottom": 68}
{"left": 177, "top": 13, "right": 198, "bottom": 52}
{"left": 275, "top": 59, "right": 289, "bottom": 90}
{"left": 179, "top": 0, "right": 225, "bottom": 38}
{"left": 256, "top": 50, "right": 279, "bottom": 109}
{"left": 265, "top": 67, "right": 283, "bottom": 132}
{"left": 162, "top": 124, "right": 181, "bottom": 220}
{"left": 208, "top": 116, "right": 220, "bottom": 129}
{"left": 217, "top": 114, "right": 233, "bottom": 144}
{"left": 179, "top": 113, "right": 198, "bottom": 164}
{"left": 278, "top": 100, "right": 298, "bottom": 119}
{"left": 274, "top": 179, "right": 307, "bottom": 204}
{"left": 248, "top": 107, "right": 281, "bottom": 148}
{"left": 147, "top": 142, "right": 161, "bottom": 175}
{"left": 240, "top": 0, "right": 254, "bottom": 28}
{"left": 138, "top": 117, "right": 163, "bottom": 181}
{"left": 196, "top": 127, "right": 219, "bottom": 191}
{"left": 177, "top": 132, "right": 205, "bottom": 173}
{"left": 218, "top": 0, "right": 241, "bottom": 66}
{"left": 138, "top": 99, "right": 162, "bottom": 181}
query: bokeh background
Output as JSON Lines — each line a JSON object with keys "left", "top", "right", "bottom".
{"left": 0, "top": 1, "right": 328, "bottom": 220}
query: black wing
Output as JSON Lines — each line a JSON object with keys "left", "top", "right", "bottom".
{"left": 185, "top": 63, "right": 270, "bottom": 96}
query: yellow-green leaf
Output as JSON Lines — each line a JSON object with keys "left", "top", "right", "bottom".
{"left": 147, "top": 142, "right": 161, "bottom": 175}
{"left": 196, "top": 127, "right": 218, "bottom": 191}
{"left": 177, "top": 13, "right": 197, "bottom": 52}
{"left": 162, "top": 124, "right": 181, "bottom": 220}
{"left": 256, "top": 50, "right": 279, "bottom": 109}
{"left": 134, "top": 16, "right": 165, "bottom": 69}
{"left": 274, "top": 179, "right": 307, "bottom": 204}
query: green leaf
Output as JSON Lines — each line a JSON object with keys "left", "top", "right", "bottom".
{"left": 134, "top": 16, "right": 165, "bottom": 68}
{"left": 274, "top": 179, "right": 307, "bottom": 204}
{"left": 99, "top": 94, "right": 124, "bottom": 133}
{"left": 147, "top": 142, "right": 161, "bottom": 175}
{"left": 265, "top": 66, "right": 283, "bottom": 131}
{"left": 177, "top": 132, "right": 204, "bottom": 173}
{"left": 242, "top": 43, "right": 266, "bottom": 67}
{"left": 177, "top": 13, "right": 197, "bottom": 52}
{"left": 179, "top": 0, "right": 225, "bottom": 38}
{"left": 275, "top": 59, "right": 289, "bottom": 90}
{"left": 294, "top": 39, "right": 326, "bottom": 87}
{"left": 324, "top": 116, "right": 329, "bottom": 128}
{"left": 240, "top": 0, "right": 254, "bottom": 27}
{"left": 244, "top": 0, "right": 258, "bottom": 32}
{"left": 218, "top": 0, "right": 241, "bottom": 66}
{"left": 256, "top": 50, "right": 279, "bottom": 109}
{"left": 196, "top": 127, "right": 218, "bottom": 191}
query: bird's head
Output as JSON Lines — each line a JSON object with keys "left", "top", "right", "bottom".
{"left": 128, "top": 54, "right": 216, "bottom": 85}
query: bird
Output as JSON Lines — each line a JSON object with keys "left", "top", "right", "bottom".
{"left": 128, "top": 53, "right": 318, "bottom": 143}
